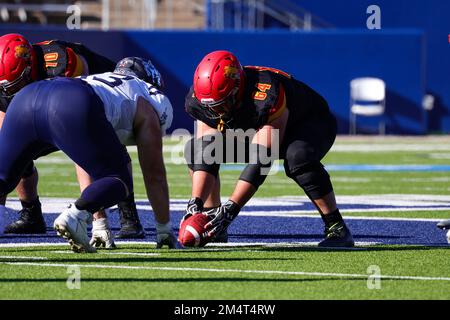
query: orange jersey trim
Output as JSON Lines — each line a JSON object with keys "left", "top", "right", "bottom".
{"left": 268, "top": 84, "right": 287, "bottom": 122}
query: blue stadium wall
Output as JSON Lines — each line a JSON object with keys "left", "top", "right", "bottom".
{"left": 0, "top": 26, "right": 426, "bottom": 134}
{"left": 211, "top": 0, "right": 450, "bottom": 133}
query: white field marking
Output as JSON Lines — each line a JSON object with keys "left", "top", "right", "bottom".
{"left": 4, "top": 196, "right": 449, "bottom": 221}
{"left": 0, "top": 255, "right": 48, "bottom": 260}
{"left": 51, "top": 250, "right": 160, "bottom": 256}
{"left": 3, "top": 261, "right": 450, "bottom": 282}
{"left": 0, "top": 241, "right": 380, "bottom": 249}
{"left": 240, "top": 210, "right": 446, "bottom": 221}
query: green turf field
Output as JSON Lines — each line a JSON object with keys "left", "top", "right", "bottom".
{"left": 0, "top": 136, "right": 449, "bottom": 300}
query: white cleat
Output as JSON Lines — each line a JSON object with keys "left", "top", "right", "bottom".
{"left": 53, "top": 204, "right": 96, "bottom": 253}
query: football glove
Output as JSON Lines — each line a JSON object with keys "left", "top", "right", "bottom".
{"left": 205, "top": 200, "right": 240, "bottom": 239}
{"left": 180, "top": 197, "right": 204, "bottom": 225}
{"left": 90, "top": 218, "right": 116, "bottom": 249}
{"left": 156, "top": 231, "right": 180, "bottom": 249}
{"left": 155, "top": 221, "right": 179, "bottom": 249}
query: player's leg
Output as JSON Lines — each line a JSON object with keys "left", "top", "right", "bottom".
{"left": 0, "top": 106, "right": 45, "bottom": 233}
{"left": 283, "top": 112, "right": 354, "bottom": 247}
{"left": 75, "top": 164, "right": 116, "bottom": 248}
{"left": 0, "top": 88, "right": 52, "bottom": 235}
{"left": 47, "top": 80, "right": 132, "bottom": 252}
{"left": 114, "top": 161, "right": 145, "bottom": 239}
{"left": 3, "top": 162, "right": 46, "bottom": 234}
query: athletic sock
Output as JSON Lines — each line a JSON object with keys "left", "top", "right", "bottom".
{"left": 77, "top": 177, "right": 129, "bottom": 213}
{"left": 320, "top": 208, "right": 344, "bottom": 228}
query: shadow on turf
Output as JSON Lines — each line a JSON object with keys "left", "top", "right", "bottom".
{"left": 0, "top": 277, "right": 372, "bottom": 283}
{"left": 231, "top": 233, "right": 408, "bottom": 241}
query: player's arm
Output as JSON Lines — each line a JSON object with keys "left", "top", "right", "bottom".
{"left": 206, "top": 109, "right": 289, "bottom": 237}
{"left": 133, "top": 96, "right": 170, "bottom": 224}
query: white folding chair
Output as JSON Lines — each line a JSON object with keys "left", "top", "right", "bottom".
{"left": 349, "top": 77, "right": 386, "bottom": 135}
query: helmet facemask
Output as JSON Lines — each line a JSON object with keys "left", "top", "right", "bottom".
{"left": 201, "top": 86, "right": 240, "bottom": 120}
{"left": 0, "top": 65, "right": 32, "bottom": 99}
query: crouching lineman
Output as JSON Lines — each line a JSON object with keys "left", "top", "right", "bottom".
{"left": 0, "top": 34, "right": 148, "bottom": 239}
{"left": 182, "top": 50, "right": 354, "bottom": 247}
{"left": 0, "top": 56, "right": 175, "bottom": 252}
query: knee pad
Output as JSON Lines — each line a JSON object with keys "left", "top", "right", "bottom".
{"left": 21, "top": 161, "right": 35, "bottom": 179}
{"left": 184, "top": 137, "right": 220, "bottom": 177}
{"left": 288, "top": 162, "right": 333, "bottom": 200}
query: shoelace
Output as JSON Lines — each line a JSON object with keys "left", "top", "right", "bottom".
{"left": 325, "top": 223, "right": 344, "bottom": 239}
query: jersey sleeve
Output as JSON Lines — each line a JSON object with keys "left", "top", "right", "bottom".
{"left": 247, "top": 70, "right": 287, "bottom": 127}
{"left": 36, "top": 40, "right": 115, "bottom": 79}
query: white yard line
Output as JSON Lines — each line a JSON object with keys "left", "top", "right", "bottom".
{"left": 0, "top": 255, "right": 48, "bottom": 260}
{"left": 3, "top": 261, "right": 450, "bottom": 282}
{"left": 0, "top": 241, "right": 380, "bottom": 249}
{"left": 51, "top": 250, "right": 160, "bottom": 256}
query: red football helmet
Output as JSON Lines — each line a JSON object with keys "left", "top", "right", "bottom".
{"left": 193, "top": 50, "right": 245, "bottom": 118}
{"left": 0, "top": 33, "right": 37, "bottom": 99}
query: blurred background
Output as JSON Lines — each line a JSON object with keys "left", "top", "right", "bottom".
{"left": 0, "top": 0, "right": 449, "bottom": 135}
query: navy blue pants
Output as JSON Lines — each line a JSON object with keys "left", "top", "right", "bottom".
{"left": 0, "top": 77, "right": 133, "bottom": 213}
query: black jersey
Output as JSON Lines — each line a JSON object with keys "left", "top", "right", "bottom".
{"left": 33, "top": 40, "right": 115, "bottom": 79}
{"left": 0, "top": 40, "right": 115, "bottom": 112}
{"left": 185, "top": 66, "right": 331, "bottom": 132}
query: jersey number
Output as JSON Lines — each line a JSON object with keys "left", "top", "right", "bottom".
{"left": 253, "top": 83, "right": 272, "bottom": 101}
{"left": 44, "top": 52, "right": 59, "bottom": 68}
{"left": 92, "top": 75, "right": 134, "bottom": 88}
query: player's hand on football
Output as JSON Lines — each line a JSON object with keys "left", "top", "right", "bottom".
{"left": 90, "top": 218, "right": 116, "bottom": 249}
{"left": 181, "top": 197, "right": 204, "bottom": 223}
{"left": 205, "top": 200, "right": 240, "bottom": 239}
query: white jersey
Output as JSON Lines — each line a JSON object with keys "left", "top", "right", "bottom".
{"left": 82, "top": 72, "right": 173, "bottom": 145}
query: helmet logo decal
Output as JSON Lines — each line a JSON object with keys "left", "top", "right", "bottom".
{"left": 224, "top": 65, "right": 240, "bottom": 79}
{"left": 14, "top": 45, "right": 30, "bottom": 59}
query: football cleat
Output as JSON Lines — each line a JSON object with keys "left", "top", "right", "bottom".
{"left": 90, "top": 218, "right": 116, "bottom": 249}
{"left": 437, "top": 219, "right": 450, "bottom": 230}
{"left": 115, "top": 198, "right": 145, "bottom": 239}
{"left": 318, "top": 222, "right": 354, "bottom": 248}
{"left": 54, "top": 204, "right": 96, "bottom": 253}
{"left": 4, "top": 200, "right": 46, "bottom": 234}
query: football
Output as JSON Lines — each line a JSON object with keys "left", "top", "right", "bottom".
{"left": 178, "top": 214, "right": 212, "bottom": 247}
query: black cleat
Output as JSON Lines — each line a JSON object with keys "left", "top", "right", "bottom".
{"left": 318, "top": 222, "right": 354, "bottom": 248}
{"left": 437, "top": 219, "right": 450, "bottom": 230}
{"left": 4, "top": 200, "right": 46, "bottom": 234}
{"left": 114, "top": 194, "right": 145, "bottom": 239}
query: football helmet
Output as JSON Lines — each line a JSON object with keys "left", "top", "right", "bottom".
{"left": 0, "top": 34, "right": 37, "bottom": 99}
{"left": 193, "top": 50, "right": 245, "bottom": 119}
{"left": 114, "top": 56, "right": 164, "bottom": 90}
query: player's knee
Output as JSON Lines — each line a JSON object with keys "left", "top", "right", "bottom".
{"left": 284, "top": 141, "right": 315, "bottom": 176}
{"left": 287, "top": 161, "right": 333, "bottom": 200}
{"left": 21, "top": 161, "right": 36, "bottom": 178}
{"left": 184, "top": 137, "right": 220, "bottom": 177}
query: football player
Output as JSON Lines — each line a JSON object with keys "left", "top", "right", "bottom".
{"left": 182, "top": 50, "right": 354, "bottom": 247}
{"left": 0, "top": 56, "right": 175, "bottom": 252}
{"left": 0, "top": 34, "right": 146, "bottom": 239}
